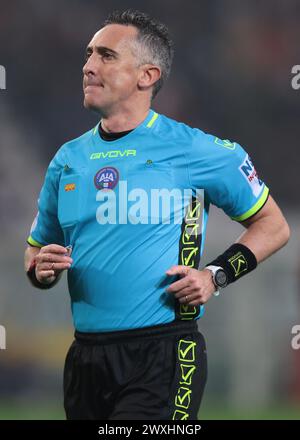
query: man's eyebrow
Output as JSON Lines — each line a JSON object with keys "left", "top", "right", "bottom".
{"left": 85, "top": 45, "right": 119, "bottom": 56}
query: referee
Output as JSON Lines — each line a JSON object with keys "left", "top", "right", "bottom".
{"left": 24, "top": 10, "right": 290, "bottom": 420}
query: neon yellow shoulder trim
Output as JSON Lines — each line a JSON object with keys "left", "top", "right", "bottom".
{"left": 146, "top": 112, "right": 158, "bottom": 128}
{"left": 27, "top": 236, "right": 43, "bottom": 248}
{"left": 231, "top": 186, "right": 269, "bottom": 222}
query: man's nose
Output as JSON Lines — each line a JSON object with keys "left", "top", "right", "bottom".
{"left": 83, "top": 53, "right": 98, "bottom": 76}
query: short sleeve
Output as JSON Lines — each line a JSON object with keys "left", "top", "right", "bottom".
{"left": 27, "top": 149, "right": 66, "bottom": 247}
{"left": 187, "top": 132, "right": 269, "bottom": 221}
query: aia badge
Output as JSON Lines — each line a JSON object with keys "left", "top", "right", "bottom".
{"left": 94, "top": 166, "right": 119, "bottom": 190}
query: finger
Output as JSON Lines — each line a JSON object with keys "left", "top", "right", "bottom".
{"left": 174, "top": 286, "right": 194, "bottom": 299}
{"left": 36, "top": 253, "right": 73, "bottom": 264}
{"left": 179, "top": 294, "right": 203, "bottom": 305}
{"left": 38, "top": 262, "right": 71, "bottom": 271}
{"left": 40, "top": 244, "right": 68, "bottom": 254}
{"left": 166, "top": 265, "right": 190, "bottom": 277}
{"left": 175, "top": 287, "right": 195, "bottom": 300}
{"left": 37, "top": 270, "right": 55, "bottom": 280}
{"left": 190, "top": 289, "right": 216, "bottom": 305}
{"left": 167, "top": 277, "right": 191, "bottom": 293}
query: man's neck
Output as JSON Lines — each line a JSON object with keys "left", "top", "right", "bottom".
{"left": 100, "top": 106, "right": 150, "bottom": 133}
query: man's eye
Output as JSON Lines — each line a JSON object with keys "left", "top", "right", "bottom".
{"left": 102, "top": 53, "right": 114, "bottom": 60}
{"left": 85, "top": 53, "right": 91, "bottom": 61}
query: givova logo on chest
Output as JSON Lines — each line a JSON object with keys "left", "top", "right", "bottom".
{"left": 90, "top": 149, "right": 136, "bottom": 160}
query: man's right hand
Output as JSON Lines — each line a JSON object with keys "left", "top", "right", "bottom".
{"left": 34, "top": 244, "right": 73, "bottom": 285}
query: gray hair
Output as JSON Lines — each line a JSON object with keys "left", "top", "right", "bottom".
{"left": 103, "top": 9, "right": 174, "bottom": 99}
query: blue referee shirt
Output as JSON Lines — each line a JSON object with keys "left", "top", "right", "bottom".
{"left": 27, "top": 109, "right": 269, "bottom": 332}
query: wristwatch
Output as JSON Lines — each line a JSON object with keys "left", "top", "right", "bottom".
{"left": 205, "top": 265, "right": 228, "bottom": 294}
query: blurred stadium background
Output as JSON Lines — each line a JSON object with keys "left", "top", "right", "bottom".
{"left": 0, "top": 0, "right": 299, "bottom": 420}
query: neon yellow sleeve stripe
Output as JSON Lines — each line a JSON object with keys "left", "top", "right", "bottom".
{"left": 146, "top": 112, "right": 158, "bottom": 128}
{"left": 231, "top": 186, "right": 270, "bottom": 222}
{"left": 27, "top": 236, "right": 43, "bottom": 248}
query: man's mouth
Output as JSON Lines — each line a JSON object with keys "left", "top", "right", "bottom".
{"left": 84, "top": 82, "right": 104, "bottom": 89}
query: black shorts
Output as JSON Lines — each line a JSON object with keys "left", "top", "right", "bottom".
{"left": 63, "top": 320, "right": 207, "bottom": 420}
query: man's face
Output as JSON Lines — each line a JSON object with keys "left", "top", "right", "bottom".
{"left": 83, "top": 24, "right": 141, "bottom": 113}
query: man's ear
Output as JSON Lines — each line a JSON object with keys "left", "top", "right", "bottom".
{"left": 138, "top": 64, "right": 161, "bottom": 91}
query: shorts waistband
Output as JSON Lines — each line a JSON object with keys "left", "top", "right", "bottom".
{"left": 74, "top": 320, "right": 198, "bottom": 345}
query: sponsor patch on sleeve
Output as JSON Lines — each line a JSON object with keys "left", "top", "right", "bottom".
{"left": 239, "top": 155, "right": 263, "bottom": 197}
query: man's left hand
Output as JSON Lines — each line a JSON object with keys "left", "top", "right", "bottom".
{"left": 165, "top": 266, "right": 217, "bottom": 305}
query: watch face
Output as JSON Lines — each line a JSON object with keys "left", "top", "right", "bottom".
{"left": 215, "top": 270, "right": 228, "bottom": 287}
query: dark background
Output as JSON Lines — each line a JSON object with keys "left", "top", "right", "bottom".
{"left": 0, "top": 0, "right": 299, "bottom": 420}
{"left": 1, "top": 0, "right": 300, "bottom": 205}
